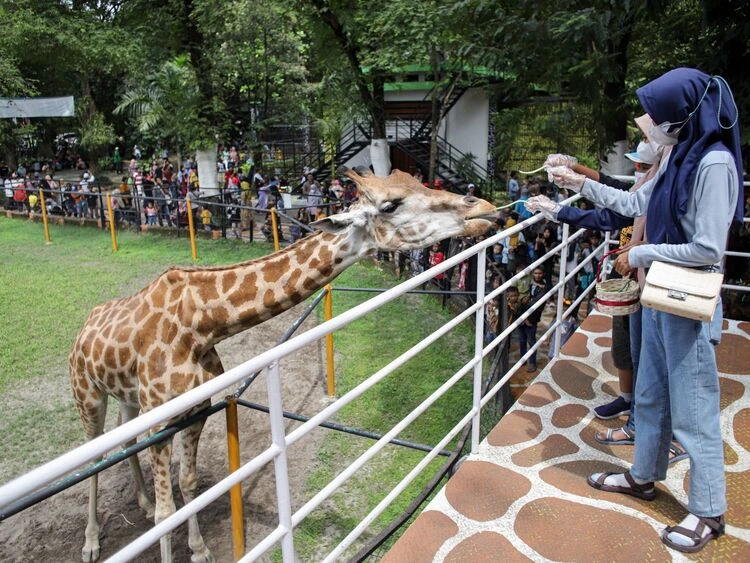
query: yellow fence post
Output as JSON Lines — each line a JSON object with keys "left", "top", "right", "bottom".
{"left": 186, "top": 203, "right": 198, "bottom": 261}
{"left": 106, "top": 194, "right": 118, "bottom": 252}
{"left": 38, "top": 188, "right": 52, "bottom": 244}
{"left": 324, "top": 284, "right": 335, "bottom": 397}
{"left": 225, "top": 399, "right": 245, "bottom": 561}
{"left": 270, "top": 207, "right": 280, "bottom": 252}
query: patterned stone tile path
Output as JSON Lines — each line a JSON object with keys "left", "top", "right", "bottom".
{"left": 385, "top": 314, "right": 750, "bottom": 562}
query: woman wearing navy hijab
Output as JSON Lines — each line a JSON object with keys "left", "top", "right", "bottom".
{"left": 547, "top": 67, "right": 742, "bottom": 553}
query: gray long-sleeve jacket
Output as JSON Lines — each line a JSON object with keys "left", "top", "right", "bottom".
{"left": 580, "top": 150, "right": 739, "bottom": 269}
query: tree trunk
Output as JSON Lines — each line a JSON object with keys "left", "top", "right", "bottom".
{"left": 599, "top": 10, "right": 635, "bottom": 175}
{"left": 428, "top": 48, "right": 441, "bottom": 186}
{"left": 310, "top": 1, "right": 390, "bottom": 174}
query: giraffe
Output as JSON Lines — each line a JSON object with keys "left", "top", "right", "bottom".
{"left": 68, "top": 167, "right": 497, "bottom": 563}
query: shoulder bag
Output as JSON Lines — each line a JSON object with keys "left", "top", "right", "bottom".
{"left": 640, "top": 261, "right": 723, "bottom": 322}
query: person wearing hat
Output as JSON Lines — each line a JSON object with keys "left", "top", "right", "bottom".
{"left": 528, "top": 118, "right": 688, "bottom": 461}
{"left": 547, "top": 68, "right": 741, "bottom": 553}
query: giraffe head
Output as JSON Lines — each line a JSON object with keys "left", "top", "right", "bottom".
{"left": 311, "top": 167, "right": 496, "bottom": 251}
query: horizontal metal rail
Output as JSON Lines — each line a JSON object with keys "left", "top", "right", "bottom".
{"left": 2, "top": 185, "right": 747, "bottom": 561}
{"left": 235, "top": 399, "right": 452, "bottom": 457}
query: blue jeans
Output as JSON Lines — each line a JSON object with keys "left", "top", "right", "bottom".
{"left": 630, "top": 306, "right": 726, "bottom": 517}
{"left": 624, "top": 307, "right": 642, "bottom": 432}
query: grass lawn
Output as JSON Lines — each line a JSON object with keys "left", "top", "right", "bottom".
{"left": 0, "top": 217, "right": 275, "bottom": 476}
{"left": 0, "top": 216, "right": 481, "bottom": 558}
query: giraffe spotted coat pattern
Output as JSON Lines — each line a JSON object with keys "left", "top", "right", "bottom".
{"left": 68, "top": 167, "right": 497, "bottom": 563}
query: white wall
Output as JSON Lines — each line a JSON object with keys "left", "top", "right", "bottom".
{"left": 342, "top": 86, "right": 491, "bottom": 175}
{"left": 441, "top": 88, "right": 489, "bottom": 172}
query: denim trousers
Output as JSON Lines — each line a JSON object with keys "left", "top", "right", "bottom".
{"left": 624, "top": 307, "right": 642, "bottom": 432}
{"left": 630, "top": 306, "right": 726, "bottom": 517}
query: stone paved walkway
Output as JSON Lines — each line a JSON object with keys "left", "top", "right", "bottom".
{"left": 384, "top": 313, "right": 750, "bottom": 562}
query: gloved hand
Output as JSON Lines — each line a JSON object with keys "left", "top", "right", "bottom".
{"left": 544, "top": 154, "right": 578, "bottom": 169}
{"left": 525, "top": 195, "right": 561, "bottom": 222}
{"left": 547, "top": 166, "right": 586, "bottom": 192}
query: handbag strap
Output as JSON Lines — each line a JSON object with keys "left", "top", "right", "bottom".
{"left": 596, "top": 248, "right": 639, "bottom": 283}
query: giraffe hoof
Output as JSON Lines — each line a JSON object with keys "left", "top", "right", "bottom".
{"left": 82, "top": 543, "right": 100, "bottom": 562}
{"left": 191, "top": 550, "right": 215, "bottom": 563}
{"left": 139, "top": 499, "right": 155, "bottom": 519}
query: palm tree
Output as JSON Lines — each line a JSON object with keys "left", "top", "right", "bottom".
{"left": 114, "top": 55, "right": 202, "bottom": 164}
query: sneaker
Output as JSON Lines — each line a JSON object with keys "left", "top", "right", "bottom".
{"left": 594, "top": 396, "right": 631, "bottom": 420}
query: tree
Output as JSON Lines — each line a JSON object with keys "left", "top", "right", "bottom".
{"left": 114, "top": 55, "right": 203, "bottom": 160}
{"left": 303, "top": 0, "right": 390, "bottom": 174}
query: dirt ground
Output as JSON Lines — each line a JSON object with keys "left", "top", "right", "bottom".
{"left": 0, "top": 304, "right": 331, "bottom": 563}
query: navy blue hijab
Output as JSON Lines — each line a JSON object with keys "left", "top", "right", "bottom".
{"left": 636, "top": 68, "right": 743, "bottom": 244}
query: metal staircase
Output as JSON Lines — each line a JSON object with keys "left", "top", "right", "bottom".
{"left": 387, "top": 118, "right": 490, "bottom": 192}
{"left": 270, "top": 87, "right": 491, "bottom": 193}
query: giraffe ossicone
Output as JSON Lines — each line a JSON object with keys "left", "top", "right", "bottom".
{"left": 68, "top": 167, "right": 496, "bottom": 562}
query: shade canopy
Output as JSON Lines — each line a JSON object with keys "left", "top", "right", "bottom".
{"left": 0, "top": 97, "right": 75, "bottom": 118}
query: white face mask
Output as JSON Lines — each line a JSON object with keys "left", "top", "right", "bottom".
{"left": 649, "top": 121, "right": 683, "bottom": 146}
{"left": 634, "top": 171, "right": 645, "bottom": 181}
{"left": 636, "top": 140, "right": 657, "bottom": 164}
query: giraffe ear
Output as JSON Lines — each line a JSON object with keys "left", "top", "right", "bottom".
{"left": 310, "top": 210, "right": 363, "bottom": 233}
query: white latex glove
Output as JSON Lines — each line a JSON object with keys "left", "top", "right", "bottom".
{"left": 525, "top": 195, "right": 561, "bottom": 222}
{"left": 547, "top": 166, "right": 586, "bottom": 192}
{"left": 543, "top": 154, "right": 578, "bottom": 169}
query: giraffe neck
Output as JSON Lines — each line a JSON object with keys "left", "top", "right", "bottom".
{"left": 179, "top": 230, "right": 366, "bottom": 346}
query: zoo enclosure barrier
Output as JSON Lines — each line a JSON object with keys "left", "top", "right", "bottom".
{"left": 1, "top": 190, "right": 749, "bottom": 561}
{"left": 0, "top": 192, "right": 601, "bottom": 561}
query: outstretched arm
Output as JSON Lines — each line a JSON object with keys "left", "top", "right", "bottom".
{"left": 557, "top": 205, "right": 633, "bottom": 232}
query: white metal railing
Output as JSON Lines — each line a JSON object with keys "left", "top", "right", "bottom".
{"left": 0, "top": 191, "right": 748, "bottom": 561}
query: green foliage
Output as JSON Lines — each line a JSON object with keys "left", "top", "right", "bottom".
{"left": 0, "top": 0, "right": 748, "bottom": 169}
{"left": 114, "top": 55, "right": 206, "bottom": 151}
{"left": 78, "top": 110, "right": 115, "bottom": 152}
{"left": 492, "top": 103, "right": 597, "bottom": 173}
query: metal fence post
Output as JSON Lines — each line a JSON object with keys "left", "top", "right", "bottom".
{"left": 324, "top": 285, "right": 335, "bottom": 397}
{"left": 225, "top": 399, "right": 244, "bottom": 561}
{"left": 266, "top": 361, "right": 295, "bottom": 562}
{"left": 271, "top": 207, "right": 280, "bottom": 252}
{"left": 472, "top": 246, "right": 487, "bottom": 451}
{"left": 186, "top": 200, "right": 198, "bottom": 261}
{"left": 554, "top": 222, "right": 570, "bottom": 358}
{"left": 106, "top": 194, "right": 119, "bottom": 252}
{"left": 38, "top": 188, "right": 52, "bottom": 244}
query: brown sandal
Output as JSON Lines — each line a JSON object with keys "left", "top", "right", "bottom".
{"left": 587, "top": 471, "right": 656, "bottom": 501}
{"left": 661, "top": 515, "right": 725, "bottom": 553}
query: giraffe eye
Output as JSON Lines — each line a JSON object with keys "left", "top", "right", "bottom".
{"left": 380, "top": 199, "right": 402, "bottom": 213}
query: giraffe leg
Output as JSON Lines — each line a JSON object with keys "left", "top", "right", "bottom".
{"left": 179, "top": 415, "right": 214, "bottom": 563}
{"left": 177, "top": 348, "right": 221, "bottom": 563}
{"left": 118, "top": 402, "right": 155, "bottom": 519}
{"left": 149, "top": 439, "right": 176, "bottom": 563}
{"left": 74, "top": 386, "right": 108, "bottom": 563}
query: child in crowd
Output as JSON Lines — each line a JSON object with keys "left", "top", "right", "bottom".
{"left": 200, "top": 206, "right": 212, "bottom": 232}
{"left": 145, "top": 202, "right": 158, "bottom": 225}
{"left": 428, "top": 243, "right": 446, "bottom": 289}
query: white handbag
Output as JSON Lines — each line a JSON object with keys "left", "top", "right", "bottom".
{"left": 640, "top": 261, "right": 723, "bottom": 322}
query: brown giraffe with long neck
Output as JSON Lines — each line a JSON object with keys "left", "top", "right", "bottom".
{"left": 69, "top": 167, "right": 496, "bottom": 563}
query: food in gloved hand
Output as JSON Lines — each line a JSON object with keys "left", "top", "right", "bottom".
{"left": 547, "top": 166, "right": 586, "bottom": 192}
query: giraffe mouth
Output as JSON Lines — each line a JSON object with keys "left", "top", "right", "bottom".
{"left": 462, "top": 200, "right": 496, "bottom": 236}
{"left": 463, "top": 218, "right": 493, "bottom": 237}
